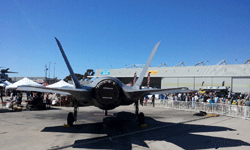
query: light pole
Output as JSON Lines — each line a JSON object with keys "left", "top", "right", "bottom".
{"left": 54, "top": 63, "right": 56, "bottom": 78}
{"left": 49, "top": 62, "right": 51, "bottom": 78}
{"left": 45, "top": 65, "right": 48, "bottom": 78}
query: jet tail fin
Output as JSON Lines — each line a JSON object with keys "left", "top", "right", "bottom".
{"left": 55, "top": 37, "right": 82, "bottom": 89}
{"left": 132, "top": 41, "right": 161, "bottom": 90}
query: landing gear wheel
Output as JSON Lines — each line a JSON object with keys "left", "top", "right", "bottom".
{"left": 137, "top": 112, "right": 145, "bottom": 125}
{"left": 67, "top": 112, "right": 74, "bottom": 126}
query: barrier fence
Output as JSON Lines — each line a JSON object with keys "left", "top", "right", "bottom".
{"left": 155, "top": 100, "right": 250, "bottom": 120}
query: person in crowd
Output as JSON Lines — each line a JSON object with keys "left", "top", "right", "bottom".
{"left": 207, "top": 97, "right": 214, "bottom": 112}
{"left": 194, "top": 94, "right": 199, "bottom": 102}
{"left": 10, "top": 90, "right": 13, "bottom": 100}
{"left": 164, "top": 94, "right": 168, "bottom": 100}
{"left": 184, "top": 93, "right": 189, "bottom": 108}
{"left": 199, "top": 94, "right": 204, "bottom": 102}
{"left": 174, "top": 94, "right": 178, "bottom": 101}
{"left": 203, "top": 94, "right": 208, "bottom": 103}
{"left": 159, "top": 94, "right": 163, "bottom": 100}
{"left": 192, "top": 96, "right": 196, "bottom": 109}
{"left": 238, "top": 97, "right": 243, "bottom": 106}
{"left": 171, "top": 94, "right": 175, "bottom": 101}
{"left": 33, "top": 92, "right": 37, "bottom": 98}
{"left": 237, "top": 97, "right": 243, "bottom": 112}
{"left": 152, "top": 94, "right": 155, "bottom": 107}
{"left": 13, "top": 90, "right": 16, "bottom": 97}
{"left": 159, "top": 94, "right": 164, "bottom": 103}
{"left": 26, "top": 91, "right": 30, "bottom": 100}
{"left": 178, "top": 93, "right": 182, "bottom": 101}
{"left": 209, "top": 92, "right": 214, "bottom": 100}
{"left": 245, "top": 99, "right": 250, "bottom": 107}
{"left": 182, "top": 93, "right": 185, "bottom": 101}
{"left": 144, "top": 96, "right": 148, "bottom": 106}
{"left": 228, "top": 92, "right": 231, "bottom": 100}
{"left": 0, "top": 90, "right": 3, "bottom": 103}
{"left": 221, "top": 95, "right": 226, "bottom": 104}
{"left": 15, "top": 92, "right": 22, "bottom": 106}
{"left": 214, "top": 94, "right": 219, "bottom": 110}
{"left": 245, "top": 93, "right": 250, "bottom": 100}
{"left": 214, "top": 95, "right": 219, "bottom": 103}
{"left": 232, "top": 97, "right": 238, "bottom": 105}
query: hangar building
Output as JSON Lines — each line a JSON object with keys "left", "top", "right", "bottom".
{"left": 96, "top": 62, "right": 250, "bottom": 93}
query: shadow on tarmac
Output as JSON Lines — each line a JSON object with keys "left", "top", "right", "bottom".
{"left": 41, "top": 112, "right": 250, "bottom": 150}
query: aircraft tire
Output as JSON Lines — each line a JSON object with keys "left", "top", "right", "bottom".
{"left": 67, "top": 112, "right": 74, "bottom": 126}
{"left": 137, "top": 112, "right": 145, "bottom": 125}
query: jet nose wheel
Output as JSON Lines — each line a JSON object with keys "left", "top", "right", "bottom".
{"left": 137, "top": 112, "right": 145, "bottom": 125}
{"left": 67, "top": 112, "right": 74, "bottom": 126}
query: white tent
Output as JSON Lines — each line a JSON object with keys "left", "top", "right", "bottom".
{"left": 0, "top": 81, "right": 12, "bottom": 87}
{"left": 6, "top": 77, "right": 43, "bottom": 89}
{"left": 0, "top": 83, "right": 7, "bottom": 87}
{"left": 4, "top": 81, "right": 12, "bottom": 85}
{"left": 46, "top": 80, "right": 74, "bottom": 89}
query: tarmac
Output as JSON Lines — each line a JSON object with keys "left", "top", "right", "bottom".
{"left": 0, "top": 97, "right": 250, "bottom": 150}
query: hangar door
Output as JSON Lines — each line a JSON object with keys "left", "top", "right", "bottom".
{"left": 161, "top": 78, "right": 178, "bottom": 88}
{"left": 232, "top": 78, "right": 250, "bottom": 93}
{"left": 179, "top": 78, "right": 194, "bottom": 90}
{"left": 162, "top": 77, "right": 194, "bottom": 89}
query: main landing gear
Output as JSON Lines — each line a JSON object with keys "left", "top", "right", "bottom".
{"left": 135, "top": 100, "right": 145, "bottom": 126}
{"left": 67, "top": 105, "right": 78, "bottom": 126}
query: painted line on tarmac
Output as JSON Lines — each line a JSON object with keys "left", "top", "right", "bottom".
{"left": 48, "top": 116, "right": 210, "bottom": 150}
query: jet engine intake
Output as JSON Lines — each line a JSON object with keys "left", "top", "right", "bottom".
{"left": 94, "top": 79, "right": 122, "bottom": 110}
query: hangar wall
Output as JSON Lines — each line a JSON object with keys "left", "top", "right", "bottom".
{"left": 96, "top": 64, "right": 250, "bottom": 93}
{"left": 161, "top": 77, "right": 232, "bottom": 91}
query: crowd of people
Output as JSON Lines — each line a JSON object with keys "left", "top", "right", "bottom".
{"left": 156, "top": 92, "right": 250, "bottom": 107}
{"left": 5, "top": 90, "right": 52, "bottom": 110}
{"left": 4, "top": 88, "right": 250, "bottom": 111}
{"left": 6, "top": 89, "right": 75, "bottom": 109}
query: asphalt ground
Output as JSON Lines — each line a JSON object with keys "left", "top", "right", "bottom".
{"left": 0, "top": 101, "right": 250, "bottom": 150}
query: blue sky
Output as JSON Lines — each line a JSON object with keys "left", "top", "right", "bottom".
{"left": 1, "top": 0, "right": 249, "bottom": 80}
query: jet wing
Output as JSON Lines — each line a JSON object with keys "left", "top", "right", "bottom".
{"left": 123, "top": 87, "right": 188, "bottom": 99}
{"left": 17, "top": 85, "right": 92, "bottom": 100}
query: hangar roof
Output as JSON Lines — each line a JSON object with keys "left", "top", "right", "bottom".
{"left": 95, "top": 64, "right": 250, "bottom": 78}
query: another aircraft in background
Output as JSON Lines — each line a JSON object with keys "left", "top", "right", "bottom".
{"left": 0, "top": 68, "right": 18, "bottom": 82}
{"left": 18, "top": 38, "right": 187, "bottom": 126}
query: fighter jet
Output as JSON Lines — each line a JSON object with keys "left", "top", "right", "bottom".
{"left": 0, "top": 68, "right": 18, "bottom": 82}
{"left": 18, "top": 38, "right": 187, "bottom": 126}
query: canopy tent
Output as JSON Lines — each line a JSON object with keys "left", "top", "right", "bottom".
{"left": 0, "top": 83, "right": 7, "bottom": 87}
{"left": 15, "top": 79, "right": 72, "bottom": 95}
{"left": 4, "top": 81, "right": 12, "bottom": 85}
{"left": 0, "top": 81, "right": 12, "bottom": 87}
{"left": 46, "top": 80, "right": 74, "bottom": 89}
{"left": 6, "top": 77, "right": 43, "bottom": 89}
{"left": 17, "top": 86, "right": 70, "bottom": 95}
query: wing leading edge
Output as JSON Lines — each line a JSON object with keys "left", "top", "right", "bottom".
{"left": 17, "top": 85, "right": 91, "bottom": 101}
{"left": 123, "top": 87, "right": 188, "bottom": 100}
